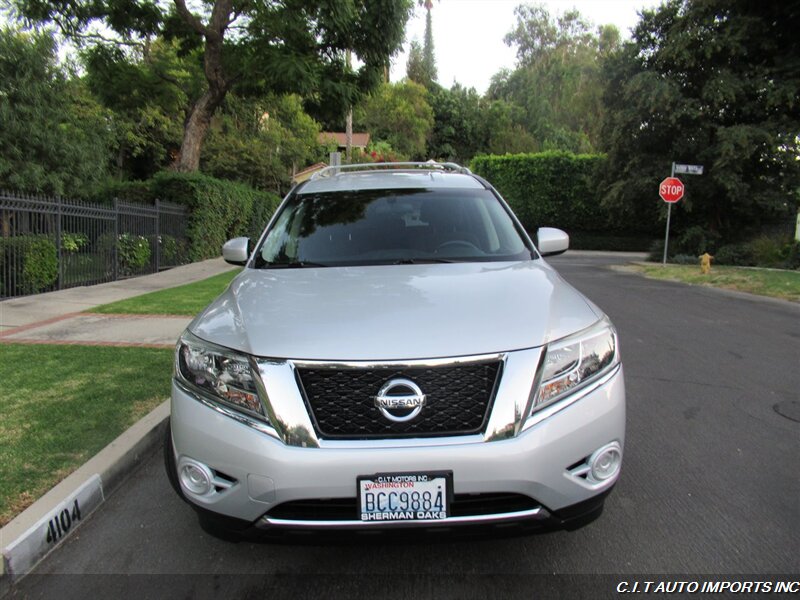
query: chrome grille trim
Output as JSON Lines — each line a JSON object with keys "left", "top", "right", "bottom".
{"left": 256, "top": 507, "right": 550, "bottom": 530}
{"left": 296, "top": 360, "right": 503, "bottom": 439}
{"left": 290, "top": 353, "right": 506, "bottom": 370}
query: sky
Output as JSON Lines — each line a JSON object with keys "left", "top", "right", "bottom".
{"left": 391, "top": 0, "right": 662, "bottom": 94}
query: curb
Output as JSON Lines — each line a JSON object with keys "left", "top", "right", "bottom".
{"left": 0, "top": 400, "right": 170, "bottom": 590}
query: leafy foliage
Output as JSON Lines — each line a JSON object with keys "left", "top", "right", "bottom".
{"left": 202, "top": 94, "right": 321, "bottom": 194}
{"left": 15, "top": 0, "right": 415, "bottom": 171}
{"left": 116, "top": 233, "right": 151, "bottom": 276}
{"left": 427, "top": 84, "right": 484, "bottom": 163}
{"left": 488, "top": 5, "right": 620, "bottom": 153}
{"left": 470, "top": 151, "right": 616, "bottom": 234}
{"left": 355, "top": 81, "right": 433, "bottom": 159}
{"left": 0, "top": 235, "right": 58, "bottom": 296}
{"left": 81, "top": 39, "right": 197, "bottom": 180}
{"left": 148, "top": 172, "right": 280, "bottom": 261}
{"left": 0, "top": 28, "right": 113, "bottom": 196}
{"left": 600, "top": 0, "right": 800, "bottom": 244}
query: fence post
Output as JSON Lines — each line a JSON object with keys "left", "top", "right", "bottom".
{"left": 56, "top": 195, "right": 63, "bottom": 290}
{"left": 113, "top": 197, "right": 119, "bottom": 280}
{"left": 155, "top": 198, "right": 160, "bottom": 272}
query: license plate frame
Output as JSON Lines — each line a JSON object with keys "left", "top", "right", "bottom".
{"left": 357, "top": 471, "right": 453, "bottom": 522}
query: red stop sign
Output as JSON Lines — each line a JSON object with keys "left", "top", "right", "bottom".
{"left": 659, "top": 177, "right": 684, "bottom": 203}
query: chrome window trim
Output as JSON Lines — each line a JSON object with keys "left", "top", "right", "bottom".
{"left": 256, "top": 507, "right": 551, "bottom": 530}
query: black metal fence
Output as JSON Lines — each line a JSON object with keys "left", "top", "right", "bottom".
{"left": 0, "top": 191, "right": 189, "bottom": 299}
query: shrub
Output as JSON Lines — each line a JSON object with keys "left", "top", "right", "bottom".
{"left": 116, "top": 234, "right": 151, "bottom": 275}
{"left": 647, "top": 240, "right": 666, "bottom": 262}
{"left": 675, "top": 226, "right": 719, "bottom": 256}
{"left": 159, "top": 234, "right": 189, "bottom": 266}
{"left": 0, "top": 235, "right": 58, "bottom": 296}
{"left": 247, "top": 192, "right": 282, "bottom": 241}
{"left": 62, "top": 232, "right": 89, "bottom": 253}
{"left": 715, "top": 244, "right": 755, "bottom": 266}
{"left": 149, "top": 172, "right": 278, "bottom": 261}
{"left": 94, "top": 180, "right": 155, "bottom": 204}
{"left": 780, "top": 240, "right": 800, "bottom": 270}
{"left": 749, "top": 236, "right": 785, "bottom": 268}
{"left": 671, "top": 254, "right": 698, "bottom": 265}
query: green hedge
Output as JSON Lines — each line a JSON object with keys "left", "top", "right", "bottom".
{"left": 149, "top": 172, "right": 281, "bottom": 261}
{"left": 470, "top": 152, "right": 609, "bottom": 232}
{"left": 100, "top": 173, "right": 281, "bottom": 262}
{"left": 0, "top": 235, "right": 58, "bottom": 296}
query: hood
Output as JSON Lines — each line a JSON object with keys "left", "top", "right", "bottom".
{"left": 188, "top": 261, "right": 601, "bottom": 361}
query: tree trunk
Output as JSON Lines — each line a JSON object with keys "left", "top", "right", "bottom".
{"left": 172, "top": 0, "right": 232, "bottom": 172}
{"left": 175, "top": 88, "right": 225, "bottom": 172}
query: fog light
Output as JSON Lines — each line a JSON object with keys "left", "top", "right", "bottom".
{"left": 589, "top": 442, "right": 622, "bottom": 482}
{"left": 180, "top": 462, "right": 212, "bottom": 495}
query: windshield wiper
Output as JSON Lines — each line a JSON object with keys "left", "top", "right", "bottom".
{"left": 392, "top": 258, "right": 458, "bottom": 265}
{"left": 262, "top": 261, "right": 330, "bottom": 269}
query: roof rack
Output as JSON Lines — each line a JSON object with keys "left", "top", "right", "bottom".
{"left": 309, "top": 161, "right": 472, "bottom": 180}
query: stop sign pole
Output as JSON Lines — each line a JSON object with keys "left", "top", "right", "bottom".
{"left": 660, "top": 163, "right": 685, "bottom": 265}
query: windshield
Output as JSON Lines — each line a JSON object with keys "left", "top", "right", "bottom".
{"left": 255, "top": 188, "right": 533, "bottom": 267}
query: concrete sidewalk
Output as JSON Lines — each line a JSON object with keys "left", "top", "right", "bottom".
{"left": 0, "top": 257, "right": 234, "bottom": 331}
{"left": 0, "top": 258, "right": 235, "bottom": 345}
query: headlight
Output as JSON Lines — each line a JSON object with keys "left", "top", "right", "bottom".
{"left": 175, "top": 332, "right": 266, "bottom": 419}
{"left": 531, "top": 317, "right": 618, "bottom": 413}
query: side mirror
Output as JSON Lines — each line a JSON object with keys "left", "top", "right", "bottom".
{"left": 536, "top": 227, "right": 569, "bottom": 257}
{"left": 222, "top": 237, "right": 251, "bottom": 265}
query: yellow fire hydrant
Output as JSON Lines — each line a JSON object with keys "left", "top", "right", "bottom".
{"left": 699, "top": 252, "right": 714, "bottom": 274}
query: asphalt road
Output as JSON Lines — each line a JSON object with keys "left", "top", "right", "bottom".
{"left": 9, "top": 253, "right": 800, "bottom": 599}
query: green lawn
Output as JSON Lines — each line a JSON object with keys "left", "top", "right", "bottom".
{"left": 632, "top": 263, "right": 800, "bottom": 302}
{"left": 0, "top": 344, "right": 173, "bottom": 526}
{"left": 90, "top": 268, "right": 240, "bottom": 316}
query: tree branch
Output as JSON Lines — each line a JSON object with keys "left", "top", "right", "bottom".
{"left": 209, "top": 0, "right": 233, "bottom": 38}
{"left": 173, "top": 0, "right": 209, "bottom": 37}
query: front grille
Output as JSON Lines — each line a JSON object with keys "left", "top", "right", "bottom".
{"left": 296, "top": 361, "right": 501, "bottom": 439}
{"left": 267, "top": 493, "right": 539, "bottom": 521}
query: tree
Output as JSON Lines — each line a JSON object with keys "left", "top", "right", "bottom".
{"left": 82, "top": 39, "right": 198, "bottom": 179}
{"left": 406, "top": 40, "right": 427, "bottom": 86}
{"left": 489, "top": 4, "right": 619, "bottom": 152}
{"left": 427, "top": 84, "right": 484, "bottom": 163}
{"left": 422, "top": 6, "right": 437, "bottom": 86}
{"left": 406, "top": 0, "right": 437, "bottom": 89}
{"left": 355, "top": 81, "right": 433, "bottom": 159}
{"left": 16, "top": 0, "right": 414, "bottom": 172}
{"left": 600, "top": 0, "right": 800, "bottom": 241}
{"left": 202, "top": 93, "right": 321, "bottom": 193}
{"left": 0, "top": 28, "right": 113, "bottom": 196}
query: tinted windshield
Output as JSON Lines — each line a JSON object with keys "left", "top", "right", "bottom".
{"left": 255, "top": 188, "right": 532, "bottom": 267}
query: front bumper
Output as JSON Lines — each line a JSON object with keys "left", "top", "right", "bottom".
{"left": 169, "top": 364, "right": 625, "bottom": 530}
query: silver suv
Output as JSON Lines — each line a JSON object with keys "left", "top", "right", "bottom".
{"left": 165, "top": 162, "right": 625, "bottom": 536}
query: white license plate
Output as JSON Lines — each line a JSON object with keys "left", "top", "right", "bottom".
{"left": 358, "top": 472, "right": 452, "bottom": 522}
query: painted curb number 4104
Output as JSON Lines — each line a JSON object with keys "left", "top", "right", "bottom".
{"left": 45, "top": 499, "right": 81, "bottom": 544}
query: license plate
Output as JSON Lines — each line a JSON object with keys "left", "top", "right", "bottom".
{"left": 358, "top": 472, "right": 452, "bottom": 522}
